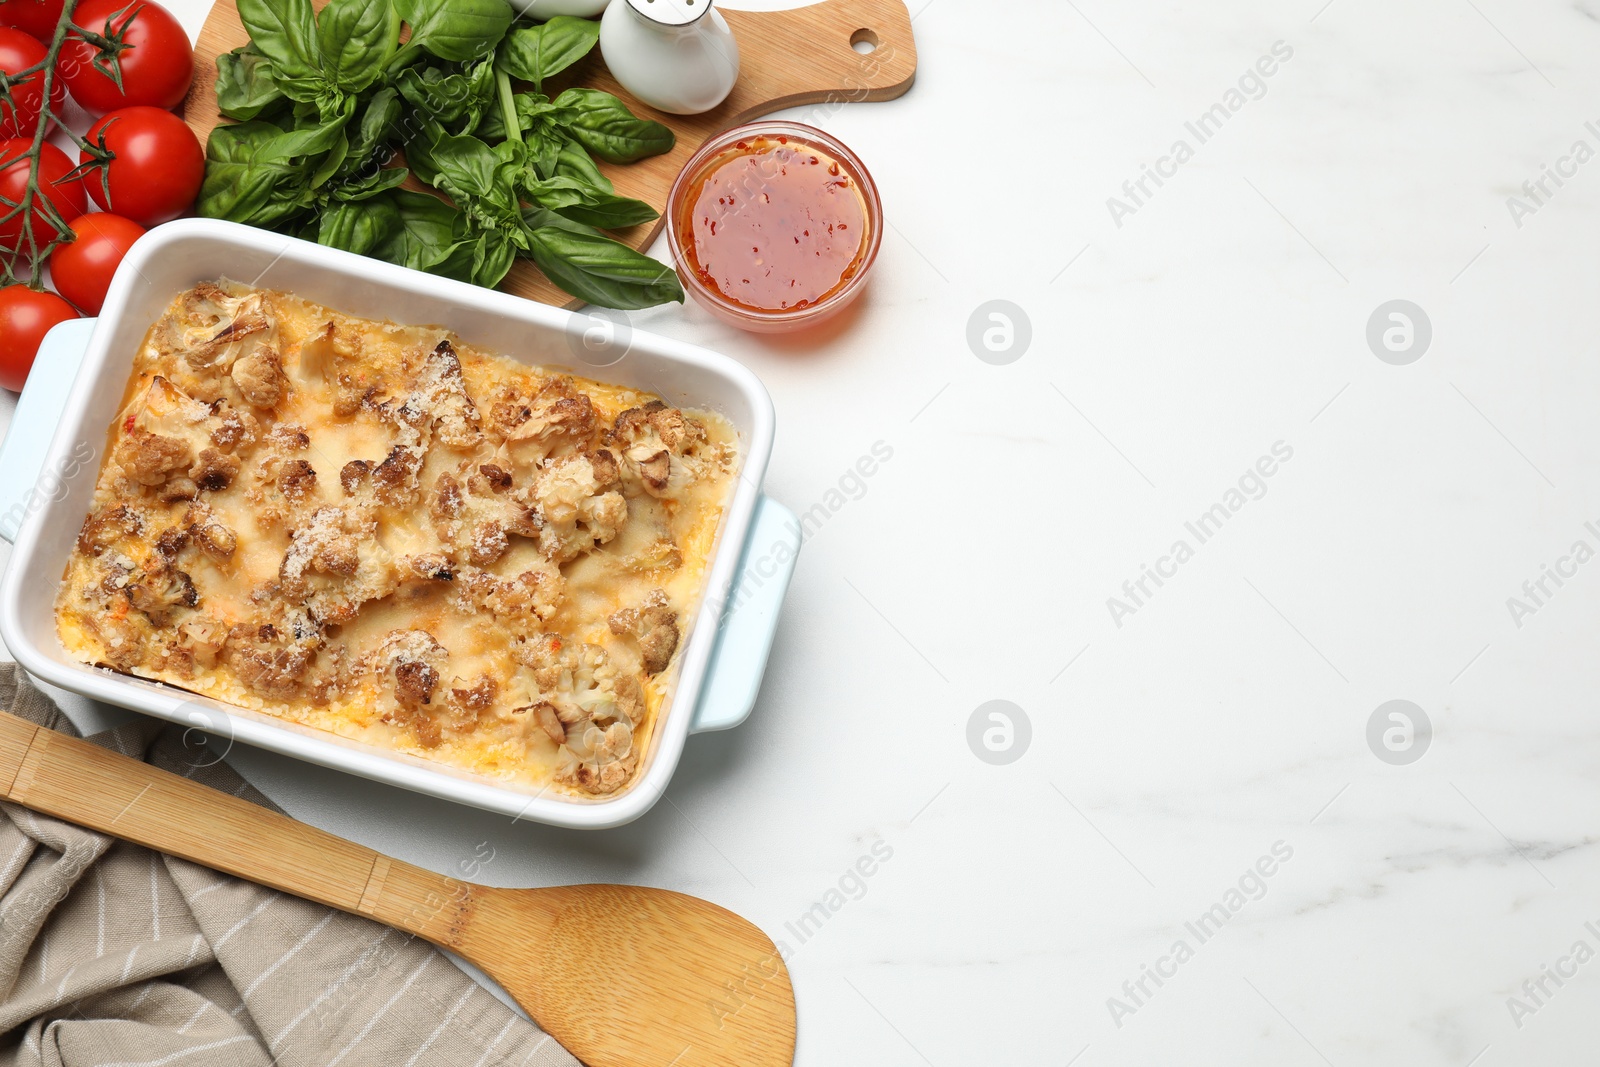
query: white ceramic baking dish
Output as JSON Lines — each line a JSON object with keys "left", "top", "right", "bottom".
{"left": 0, "top": 219, "right": 800, "bottom": 830}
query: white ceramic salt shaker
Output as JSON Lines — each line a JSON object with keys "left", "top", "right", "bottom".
{"left": 599, "top": 0, "right": 740, "bottom": 116}
{"left": 518, "top": 0, "right": 611, "bottom": 17}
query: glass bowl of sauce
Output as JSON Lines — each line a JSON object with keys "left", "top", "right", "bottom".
{"left": 667, "top": 121, "right": 882, "bottom": 333}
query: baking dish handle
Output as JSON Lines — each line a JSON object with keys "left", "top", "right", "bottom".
{"left": 691, "top": 496, "right": 801, "bottom": 734}
{"left": 0, "top": 318, "right": 97, "bottom": 545}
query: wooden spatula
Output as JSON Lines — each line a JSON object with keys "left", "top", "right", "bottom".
{"left": 0, "top": 710, "right": 796, "bottom": 1067}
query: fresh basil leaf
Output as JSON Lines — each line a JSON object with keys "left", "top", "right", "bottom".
{"left": 236, "top": 0, "right": 321, "bottom": 79}
{"left": 309, "top": 128, "right": 350, "bottom": 188}
{"left": 406, "top": 129, "right": 498, "bottom": 201}
{"left": 428, "top": 236, "right": 483, "bottom": 283}
{"left": 197, "top": 162, "right": 283, "bottom": 224}
{"left": 552, "top": 88, "right": 673, "bottom": 163}
{"left": 205, "top": 120, "right": 288, "bottom": 165}
{"left": 496, "top": 16, "right": 599, "bottom": 89}
{"left": 199, "top": 159, "right": 312, "bottom": 228}
{"left": 523, "top": 175, "right": 656, "bottom": 229}
{"left": 347, "top": 86, "right": 401, "bottom": 164}
{"left": 328, "top": 165, "right": 409, "bottom": 202}
{"left": 553, "top": 138, "right": 610, "bottom": 192}
{"left": 215, "top": 46, "right": 286, "bottom": 121}
{"left": 378, "top": 189, "right": 466, "bottom": 271}
{"left": 517, "top": 95, "right": 574, "bottom": 161}
{"left": 317, "top": 0, "right": 400, "bottom": 92}
{"left": 440, "top": 139, "right": 501, "bottom": 201}
{"left": 550, "top": 195, "right": 658, "bottom": 230}
{"left": 264, "top": 119, "right": 348, "bottom": 163}
{"left": 398, "top": 66, "right": 463, "bottom": 122}
{"left": 524, "top": 225, "right": 683, "bottom": 308}
{"left": 515, "top": 93, "right": 569, "bottom": 125}
{"left": 397, "top": 59, "right": 496, "bottom": 134}
{"left": 469, "top": 232, "right": 517, "bottom": 288}
{"left": 460, "top": 58, "right": 500, "bottom": 135}
{"left": 478, "top": 92, "right": 571, "bottom": 165}
{"left": 402, "top": 125, "right": 445, "bottom": 187}
{"left": 523, "top": 126, "right": 562, "bottom": 181}
{"left": 520, "top": 203, "right": 599, "bottom": 236}
{"left": 476, "top": 96, "right": 506, "bottom": 140}
{"left": 394, "top": 0, "right": 513, "bottom": 62}
{"left": 317, "top": 196, "right": 401, "bottom": 256}
{"left": 410, "top": 132, "right": 526, "bottom": 232}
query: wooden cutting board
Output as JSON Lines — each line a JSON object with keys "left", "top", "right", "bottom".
{"left": 182, "top": 0, "right": 918, "bottom": 309}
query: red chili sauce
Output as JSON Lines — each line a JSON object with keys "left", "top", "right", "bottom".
{"left": 678, "top": 136, "right": 869, "bottom": 314}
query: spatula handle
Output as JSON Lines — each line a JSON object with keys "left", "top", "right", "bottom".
{"left": 0, "top": 709, "right": 469, "bottom": 945}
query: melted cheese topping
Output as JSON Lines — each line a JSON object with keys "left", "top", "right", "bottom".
{"left": 53, "top": 282, "right": 739, "bottom": 799}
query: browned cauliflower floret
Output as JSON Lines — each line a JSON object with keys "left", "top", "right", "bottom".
{"left": 530, "top": 700, "right": 566, "bottom": 745}
{"left": 339, "top": 459, "right": 373, "bottom": 495}
{"left": 428, "top": 465, "right": 539, "bottom": 567}
{"left": 494, "top": 377, "right": 595, "bottom": 461}
{"left": 195, "top": 523, "right": 237, "bottom": 560}
{"left": 279, "top": 507, "right": 395, "bottom": 623}
{"left": 171, "top": 285, "right": 274, "bottom": 378}
{"left": 112, "top": 377, "right": 217, "bottom": 496}
{"left": 403, "top": 340, "right": 480, "bottom": 450}
{"left": 77, "top": 504, "right": 143, "bottom": 555}
{"left": 476, "top": 463, "right": 513, "bottom": 492}
{"left": 225, "top": 622, "right": 315, "bottom": 700}
{"left": 182, "top": 503, "right": 238, "bottom": 562}
{"left": 458, "top": 562, "right": 564, "bottom": 622}
{"left": 332, "top": 379, "right": 374, "bottom": 417}
{"left": 608, "top": 589, "right": 680, "bottom": 675}
{"left": 451, "top": 676, "right": 498, "bottom": 712}
{"left": 529, "top": 449, "right": 627, "bottom": 564}
{"left": 87, "top": 610, "right": 147, "bottom": 672}
{"left": 395, "top": 661, "right": 439, "bottom": 710}
{"left": 512, "top": 638, "right": 645, "bottom": 795}
{"left": 190, "top": 447, "right": 240, "bottom": 492}
{"left": 606, "top": 401, "right": 705, "bottom": 499}
{"left": 177, "top": 615, "right": 228, "bottom": 669}
{"left": 369, "top": 444, "right": 423, "bottom": 508}
{"left": 369, "top": 630, "right": 450, "bottom": 746}
{"left": 153, "top": 526, "right": 188, "bottom": 560}
{"left": 277, "top": 459, "right": 317, "bottom": 502}
{"left": 249, "top": 425, "right": 320, "bottom": 525}
{"left": 401, "top": 553, "right": 456, "bottom": 582}
{"left": 446, "top": 676, "right": 500, "bottom": 734}
{"left": 290, "top": 321, "right": 345, "bottom": 388}
{"left": 231, "top": 346, "right": 288, "bottom": 409}
{"left": 125, "top": 567, "right": 198, "bottom": 624}
{"left": 126, "top": 433, "right": 193, "bottom": 487}
{"left": 209, "top": 408, "right": 260, "bottom": 454}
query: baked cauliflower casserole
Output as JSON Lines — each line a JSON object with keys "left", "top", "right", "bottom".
{"left": 54, "top": 282, "right": 739, "bottom": 797}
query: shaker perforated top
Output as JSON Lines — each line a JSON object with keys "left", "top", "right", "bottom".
{"left": 624, "top": 0, "right": 712, "bottom": 27}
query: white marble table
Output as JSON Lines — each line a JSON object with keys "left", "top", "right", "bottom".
{"left": 7, "top": 0, "right": 1600, "bottom": 1063}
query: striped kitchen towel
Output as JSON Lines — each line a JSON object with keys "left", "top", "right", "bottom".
{"left": 0, "top": 664, "right": 579, "bottom": 1067}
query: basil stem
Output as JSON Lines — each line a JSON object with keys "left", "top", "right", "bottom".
{"left": 496, "top": 69, "right": 521, "bottom": 145}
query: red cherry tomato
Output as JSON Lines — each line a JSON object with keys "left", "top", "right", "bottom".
{"left": 0, "top": 283, "right": 75, "bottom": 390}
{"left": 0, "top": 27, "right": 63, "bottom": 138}
{"left": 59, "top": 0, "right": 191, "bottom": 114}
{"left": 80, "top": 106, "right": 201, "bottom": 225}
{"left": 49, "top": 211, "right": 142, "bottom": 314}
{"left": 0, "top": 138, "right": 86, "bottom": 250}
{"left": 0, "top": 0, "right": 65, "bottom": 42}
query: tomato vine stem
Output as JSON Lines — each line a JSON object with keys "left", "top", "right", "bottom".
{"left": 0, "top": 0, "right": 134, "bottom": 289}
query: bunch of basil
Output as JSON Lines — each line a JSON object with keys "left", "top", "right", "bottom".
{"left": 199, "top": 0, "right": 684, "bottom": 309}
